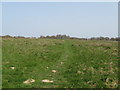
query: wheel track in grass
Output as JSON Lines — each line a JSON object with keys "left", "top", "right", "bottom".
{"left": 33, "top": 40, "right": 74, "bottom": 88}
{"left": 45, "top": 40, "right": 102, "bottom": 88}
{"left": 42, "top": 40, "right": 75, "bottom": 88}
{"left": 39, "top": 40, "right": 90, "bottom": 88}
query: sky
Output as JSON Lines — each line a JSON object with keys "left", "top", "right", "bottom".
{"left": 0, "top": 2, "right": 2, "bottom": 35}
{"left": 2, "top": 2, "right": 118, "bottom": 38}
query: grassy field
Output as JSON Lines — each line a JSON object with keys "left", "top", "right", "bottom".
{"left": 2, "top": 38, "right": 118, "bottom": 88}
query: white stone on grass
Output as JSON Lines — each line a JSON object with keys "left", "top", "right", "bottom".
{"left": 10, "top": 67, "right": 15, "bottom": 70}
{"left": 42, "top": 79, "right": 53, "bottom": 83}
{"left": 52, "top": 70, "right": 57, "bottom": 73}
{"left": 23, "top": 79, "right": 35, "bottom": 84}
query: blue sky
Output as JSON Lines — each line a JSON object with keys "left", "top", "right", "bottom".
{"left": 2, "top": 2, "right": 118, "bottom": 38}
{"left": 0, "top": 2, "right": 2, "bottom": 35}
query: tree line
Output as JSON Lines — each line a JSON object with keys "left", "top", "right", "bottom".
{"left": 1, "top": 35, "right": 120, "bottom": 41}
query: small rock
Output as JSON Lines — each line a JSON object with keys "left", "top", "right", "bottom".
{"left": 23, "top": 79, "right": 35, "bottom": 84}
{"left": 10, "top": 67, "right": 15, "bottom": 70}
{"left": 61, "top": 62, "right": 64, "bottom": 64}
{"left": 52, "top": 70, "right": 57, "bottom": 73}
{"left": 42, "top": 79, "right": 53, "bottom": 83}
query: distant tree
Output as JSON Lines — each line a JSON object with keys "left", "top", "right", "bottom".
{"left": 16, "top": 36, "right": 25, "bottom": 38}
{"left": 46, "top": 35, "right": 50, "bottom": 38}
{"left": 90, "top": 37, "right": 96, "bottom": 40}
{"left": 104, "top": 37, "right": 110, "bottom": 40}
{"left": 39, "top": 36, "right": 45, "bottom": 38}
{"left": 110, "top": 37, "right": 115, "bottom": 41}
{"left": 115, "top": 37, "right": 120, "bottom": 41}
{"left": 2, "top": 35, "right": 12, "bottom": 38}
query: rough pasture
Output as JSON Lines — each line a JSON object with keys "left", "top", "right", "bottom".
{"left": 2, "top": 38, "right": 118, "bottom": 88}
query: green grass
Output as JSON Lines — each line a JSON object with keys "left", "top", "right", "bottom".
{"left": 2, "top": 38, "right": 118, "bottom": 88}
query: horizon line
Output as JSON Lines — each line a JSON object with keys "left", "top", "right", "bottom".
{"left": 1, "top": 34, "right": 118, "bottom": 39}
